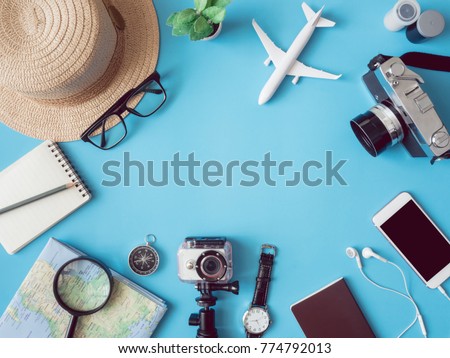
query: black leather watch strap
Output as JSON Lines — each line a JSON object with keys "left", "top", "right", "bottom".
{"left": 246, "top": 332, "right": 262, "bottom": 338}
{"left": 252, "top": 250, "right": 274, "bottom": 307}
{"left": 245, "top": 245, "right": 276, "bottom": 338}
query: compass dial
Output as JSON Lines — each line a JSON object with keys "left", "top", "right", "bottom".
{"left": 128, "top": 246, "right": 160, "bottom": 276}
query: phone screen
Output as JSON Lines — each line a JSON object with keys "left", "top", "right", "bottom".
{"left": 380, "top": 200, "right": 450, "bottom": 281}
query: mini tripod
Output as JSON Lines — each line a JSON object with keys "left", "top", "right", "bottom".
{"left": 188, "top": 281, "right": 239, "bottom": 338}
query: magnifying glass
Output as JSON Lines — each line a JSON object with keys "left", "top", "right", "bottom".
{"left": 53, "top": 257, "right": 114, "bottom": 338}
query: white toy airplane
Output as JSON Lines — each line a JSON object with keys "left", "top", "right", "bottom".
{"left": 253, "top": 2, "right": 342, "bottom": 105}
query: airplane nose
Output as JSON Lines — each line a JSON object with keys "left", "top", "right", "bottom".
{"left": 258, "top": 91, "right": 270, "bottom": 105}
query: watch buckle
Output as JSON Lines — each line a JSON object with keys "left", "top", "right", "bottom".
{"left": 261, "top": 244, "right": 276, "bottom": 256}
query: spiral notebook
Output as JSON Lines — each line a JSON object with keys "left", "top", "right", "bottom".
{"left": 0, "top": 141, "right": 91, "bottom": 254}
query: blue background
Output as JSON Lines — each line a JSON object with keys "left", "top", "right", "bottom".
{"left": 1, "top": 0, "right": 449, "bottom": 338}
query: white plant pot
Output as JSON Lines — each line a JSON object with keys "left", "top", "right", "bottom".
{"left": 202, "top": 22, "right": 222, "bottom": 41}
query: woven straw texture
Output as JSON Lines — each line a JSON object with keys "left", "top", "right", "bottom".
{"left": 0, "top": 0, "right": 159, "bottom": 142}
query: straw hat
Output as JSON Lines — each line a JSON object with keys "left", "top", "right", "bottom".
{"left": 0, "top": 0, "right": 159, "bottom": 142}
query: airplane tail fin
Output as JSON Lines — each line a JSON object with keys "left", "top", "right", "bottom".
{"left": 302, "top": 2, "right": 335, "bottom": 27}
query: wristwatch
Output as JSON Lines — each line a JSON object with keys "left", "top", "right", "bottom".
{"left": 243, "top": 244, "right": 276, "bottom": 338}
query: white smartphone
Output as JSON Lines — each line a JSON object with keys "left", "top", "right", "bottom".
{"left": 373, "top": 192, "right": 450, "bottom": 289}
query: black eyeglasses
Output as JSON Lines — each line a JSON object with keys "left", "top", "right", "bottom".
{"left": 81, "top": 71, "right": 166, "bottom": 150}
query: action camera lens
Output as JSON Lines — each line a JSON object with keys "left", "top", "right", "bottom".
{"left": 197, "top": 251, "right": 227, "bottom": 281}
{"left": 203, "top": 257, "right": 220, "bottom": 275}
{"left": 350, "top": 103, "right": 404, "bottom": 157}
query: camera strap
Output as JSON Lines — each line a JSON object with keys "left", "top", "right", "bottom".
{"left": 400, "top": 52, "right": 450, "bottom": 73}
{"left": 370, "top": 52, "right": 450, "bottom": 73}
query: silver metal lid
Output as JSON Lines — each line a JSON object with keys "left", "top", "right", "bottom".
{"left": 417, "top": 10, "right": 445, "bottom": 38}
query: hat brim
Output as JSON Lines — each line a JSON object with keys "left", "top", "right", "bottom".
{"left": 0, "top": 0, "right": 159, "bottom": 142}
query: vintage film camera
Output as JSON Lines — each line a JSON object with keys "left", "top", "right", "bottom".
{"left": 350, "top": 54, "right": 450, "bottom": 164}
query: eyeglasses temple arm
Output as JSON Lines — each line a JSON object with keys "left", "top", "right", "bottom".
{"left": 100, "top": 120, "right": 107, "bottom": 148}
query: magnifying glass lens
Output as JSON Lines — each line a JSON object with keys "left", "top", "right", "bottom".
{"left": 56, "top": 259, "right": 112, "bottom": 312}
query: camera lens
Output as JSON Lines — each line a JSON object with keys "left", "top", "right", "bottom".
{"left": 197, "top": 251, "right": 227, "bottom": 281}
{"left": 350, "top": 102, "right": 404, "bottom": 157}
{"left": 203, "top": 257, "right": 220, "bottom": 275}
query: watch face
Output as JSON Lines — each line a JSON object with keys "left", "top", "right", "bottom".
{"left": 128, "top": 245, "right": 159, "bottom": 276}
{"left": 243, "top": 307, "right": 270, "bottom": 334}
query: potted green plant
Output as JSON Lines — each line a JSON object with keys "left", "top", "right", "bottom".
{"left": 167, "top": 0, "right": 232, "bottom": 41}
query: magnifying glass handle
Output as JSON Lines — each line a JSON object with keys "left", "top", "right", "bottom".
{"left": 66, "top": 316, "right": 79, "bottom": 338}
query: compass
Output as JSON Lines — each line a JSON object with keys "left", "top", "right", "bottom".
{"left": 128, "top": 234, "right": 160, "bottom": 276}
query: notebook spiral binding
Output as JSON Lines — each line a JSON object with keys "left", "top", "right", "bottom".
{"left": 47, "top": 143, "right": 90, "bottom": 198}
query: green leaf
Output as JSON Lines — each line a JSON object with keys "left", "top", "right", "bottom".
{"left": 172, "top": 21, "right": 193, "bottom": 36}
{"left": 166, "top": 12, "right": 178, "bottom": 26}
{"left": 193, "top": 15, "right": 211, "bottom": 33}
{"left": 190, "top": 16, "right": 213, "bottom": 40}
{"left": 194, "top": 0, "right": 209, "bottom": 12}
{"left": 189, "top": 27, "right": 212, "bottom": 40}
{"left": 202, "top": 6, "right": 226, "bottom": 24}
{"left": 211, "top": 0, "right": 231, "bottom": 8}
{"left": 176, "top": 8, "right": 197, "bottom": 25}
{"left": 189, "top": 28, "right": 203, "bottom": 41}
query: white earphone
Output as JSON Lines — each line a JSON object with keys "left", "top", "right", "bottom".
{"left": 362, "top": 247, "right": 388, "bottom": 263}
{"left": 346, "top": 247, "right": 427, "bottom": 338}
{"left": 345, "top": 247, "right": 362, "bottom": 268}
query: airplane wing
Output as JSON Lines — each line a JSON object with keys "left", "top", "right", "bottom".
{"left": 252, "top": 19, "right": 285, "bottom": 67}
{"left": 288, "top": 60, "right": 341, "bottom": 80}
{"left": 252, "top": 18, "right": 341, "bottom": 81}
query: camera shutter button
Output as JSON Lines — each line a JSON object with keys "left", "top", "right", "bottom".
{"left": 432, "top": 131, "right": 450, "bottom": 148}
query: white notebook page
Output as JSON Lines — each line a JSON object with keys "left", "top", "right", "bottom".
{"left": 0, "top": 141, "right": 90, "bottom": 254}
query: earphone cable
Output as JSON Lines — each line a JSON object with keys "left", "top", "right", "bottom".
{"left": 438, "top": 286, "right": 450, "bottom": 301}
{"left": 358, "top": 267, "right": 422, "bottom": 338}
{"left": 386, "top": 260, "right": 427, "bottom": 338}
